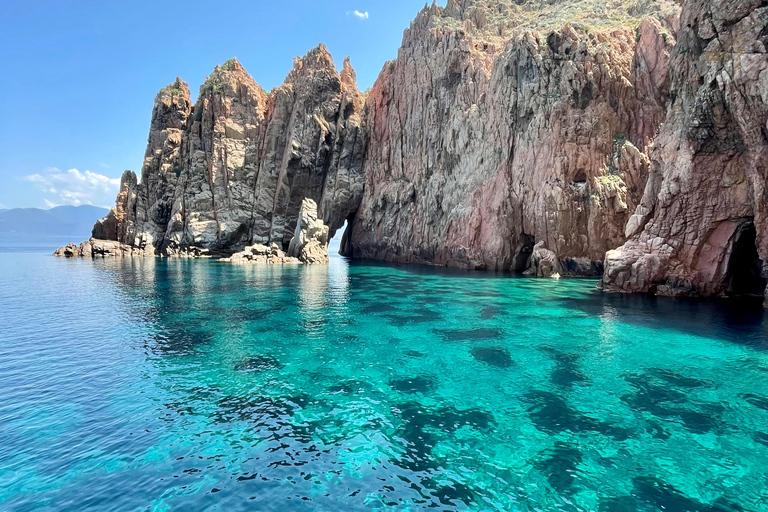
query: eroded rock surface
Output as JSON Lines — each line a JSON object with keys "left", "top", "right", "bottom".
{"left": 343, "top": 0, "right": 678, "bottom": 273}
{"left": 601, "top": 0, "right": 768, "bottom": 299}
{"left": 524, "top": 242, "right": 562, "bottom": 278}
{"left": 226, "top": 243, "right": 301, "bottom": 265}
{"left": 225, "top": 198, "right": 330, "bottom": 264}
{"left": 76, "top": 45, "right": 364, "bottom": 260}
{"left": 53, "top": 239, "right": 144, "bottom": 258}
{"left": 287, "top": 198, "right": 330, "bottom": 264}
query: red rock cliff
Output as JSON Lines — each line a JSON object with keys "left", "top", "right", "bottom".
{"left": 343, "top": 0, "right": 679, "bottom": 274}
{"left": 601, "top": 0, "right": 768, "bottom": 300}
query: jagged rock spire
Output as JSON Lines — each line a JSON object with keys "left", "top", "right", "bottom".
{"left": 85, "top": 44, "right": 365, "bottom": 258}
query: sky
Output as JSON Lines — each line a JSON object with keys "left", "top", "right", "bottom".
{"left": 0, "top": 0, "right": 442, "bottom": 210}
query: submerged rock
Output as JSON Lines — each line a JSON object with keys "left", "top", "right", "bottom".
{"left": 234, "top": 355, "right": 283, "bottom": 372}
{"left": 471, "top": 347, "right": 514, "bottom": 368}
{"left": 389, "top": 376, "right": 436, "bottom": 394}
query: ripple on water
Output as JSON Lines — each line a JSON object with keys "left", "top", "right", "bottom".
{"left": 2, "top": 253, "right": 768, "bottom": 511}
{"left": 233, "top": 354, "right": 283, "bottom": 373}
{"left": 433, "top": 327, "right": 503, "bottom": 342}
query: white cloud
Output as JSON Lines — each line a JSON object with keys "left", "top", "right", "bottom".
{"left": 0, "top": 203, "right": 6, "bottom": 209}
{"left": 25, "top": 167, "right": 120, "bottom": 208}
{"left": 348, "top": 10, "right": 369, "bottom": 19}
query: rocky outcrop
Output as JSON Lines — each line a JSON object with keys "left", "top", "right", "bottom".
{"left": 130, "top": 78, "right": 191, "bottom": 251}
{"left": 225, "top": 198, "right": 330, "bottom": 264}
{"left": 342, "top": 0, "right": 679, "bottom": 273}
{"left": 91, "top": 170, "right": 140, "bottom": 242}
{"left": 226, "top": 243, "right": 301, "bottom": 265}
{"left": 62, "top": 0, "right": 709, "bottom": 282}
{"left": 53, "top": 239, "right": 144, "bottom": 258}
{"left": 287, "top": 198, "right": 330, "bottom": 264}
{"left": 83, "top": 45, "right": 365, "bottom": 259}
{"left": 601, "top": 0, "right": 768, "bottom": 299}
{"left": 524, "top": 242, "right": 562, "bottom": 277}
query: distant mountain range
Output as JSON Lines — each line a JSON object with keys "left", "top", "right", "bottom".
{"left": 0, "top": 205, "right": 109, "bottom": 238}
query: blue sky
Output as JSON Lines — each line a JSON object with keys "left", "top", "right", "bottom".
{"left": 0, "top": 0, "right": 440, "bottom": 210}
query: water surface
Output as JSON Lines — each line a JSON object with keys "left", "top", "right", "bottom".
{"left": 1, "top": 251, "right": 767, "bottom": 511}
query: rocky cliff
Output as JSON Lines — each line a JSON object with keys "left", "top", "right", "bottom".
{"left": 601, "top": 0, "right": 768, "bottom": 300}
{"left": 342, "top": 0, "right": 679, "bottom": 274}
{"left": 84, "top": 45, "right": 364, "bottom": 258}
{"left": 71, "top": 0, "right": 768, "bottom": 298}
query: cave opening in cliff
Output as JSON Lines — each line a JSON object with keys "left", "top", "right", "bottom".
{"left": 725, "top": 219, "right": 767, "bottom": 298}
{"left": 513, "top": 234, "right": 535, "bottom": 272}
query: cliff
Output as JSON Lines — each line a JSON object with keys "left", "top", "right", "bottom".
{"left": 342, "top": 0, "right": 680, "bottom": 274}
{"left": 63, "top": 0, "right": 768, "bottom": 301}
{"left": 84, "top": 46, "right": 364, "bottom": 258}
{"left": 601, "top": 0, "right": 768, "bottom": 300}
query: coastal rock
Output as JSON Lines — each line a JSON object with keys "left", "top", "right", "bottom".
{"left": 85, "top": 46, "right": 365, "bottom": 260}
{"left": 226, "top": 243, "right": 301, "bottom": 265}
{"left": 287, "top": 198, "right": 330, "bottom": 264}
{"left": 53, "top": 239, "right": 142, "bottom": 258}
{"left": 62, "top": 0, "right": 694, "bottom": 280}
{"left": 601, "top": 0, "right": 768, "bottom": 299}
{"left": 213, "top": 198, "right": 330, "bottom": 265}
{"left": 52, "top": 243, "right": 81, "bottom": 258}
{"left": 130, "top": 78, "right": 191, "bottom": 252}
{"left": 524, "top": 242, "right": 561, "bottom": 278}
{"left": 92, "top": 170, "right": 140, "bottom": 243}
{"left": 343, "top": 0, "right": 678, "bottom": 273}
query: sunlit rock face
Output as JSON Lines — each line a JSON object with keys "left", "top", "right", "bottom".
{"left": 93, "top": 46, "right": 365, "bottom": 257}
{"left": 83, "top": 0, "right": 696, "bottom": 277}
{"left": 343, "top": 0, "right": 679, "bottom": 273}
{"left": 601, "top": 0, "right": 768, "bottom": 300}
{"left": 287, "top": 198, "right": 330, "bottom": 264}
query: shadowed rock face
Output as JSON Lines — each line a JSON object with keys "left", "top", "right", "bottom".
{"left": 601, "top": 0, "right": 768, "bottom": 300}
{"left": 342, "top": 0, "right": 678, "bottom": 273}
{"left": 94, "top": 46, "right": 365, "bottom": 257}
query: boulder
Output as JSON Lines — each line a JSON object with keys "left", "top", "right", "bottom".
{"left": 288, "top": 198, "right": 330, "bottom": 264}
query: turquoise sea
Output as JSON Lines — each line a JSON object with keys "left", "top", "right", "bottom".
{"left": 2, "top": 238, "right": 768, "bottom": 511}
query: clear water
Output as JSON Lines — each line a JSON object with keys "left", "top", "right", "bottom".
{"left": 0, "top": 234, "right": 84, "bottom": 254}
{"left": 2, "top": 250, "right": 768, "bottom": 511}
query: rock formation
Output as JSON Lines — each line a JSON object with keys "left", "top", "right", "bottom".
{"left": 524, "top": 241, "right": 562, "bottom": 278}
{"left": 65, "top": 45, "right": 365, "bottom": 260}
{"left": 287, "top": 198, "right": 330, "bottom": 264}
{"left": 342, "top": 0, "right": 679, "bottom": 274}
{"left": 226, "top": 243, "right": 301, "bottom": 265}
{"left": 62, "top": 0, "right": 768, "bottom": 303}
{"left": 52, "top": 239, "right": 141, "bottom": 258}
{"left": 224, "top": 198, "right": 330, "bottom": 264}
{"left": 601, "top": 0, "right": 768, "bottom": 300}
